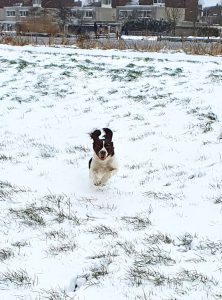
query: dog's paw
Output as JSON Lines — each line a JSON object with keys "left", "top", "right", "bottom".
{"left": 93, "top": 180, "right": 107, "bottom": 187}
{"left": 94, "top": 180, "right": 102, "bottom": 186}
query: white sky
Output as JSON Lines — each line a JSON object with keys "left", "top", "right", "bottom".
{"left": 200, "top": 0, "right": 221, "bottom": 6}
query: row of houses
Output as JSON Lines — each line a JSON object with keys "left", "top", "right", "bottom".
{"left": 0, "top": 0, "right": 208, "bottom": 35}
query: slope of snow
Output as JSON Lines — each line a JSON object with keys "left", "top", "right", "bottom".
{"left": 0, "top": 44, "right": 222, "bottom": 300}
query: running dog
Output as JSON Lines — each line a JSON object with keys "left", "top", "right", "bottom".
{"left": 89, "top": 128, "right": 118, "bottom": 186}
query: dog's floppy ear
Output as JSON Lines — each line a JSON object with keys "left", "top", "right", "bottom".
{"left": 103, "top": 128, "right": 113, "bottom": 141}
{"left": 89, "top": 129, "right": 101, "bottom": 141}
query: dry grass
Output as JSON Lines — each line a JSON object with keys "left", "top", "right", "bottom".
{"left": 0, "top": 36, "right": 30, "bottom": 46}
{"left": 77, "top": 38, "right": 222, "bottom": 56}
{"left": 183, "top": 41, "right": 222, "bottom": 56}
{"left": 0, "top": 34, "right": 221, "bottom": 55}
{"left": 19, "top": 16, "right": 59, "bottom": 36}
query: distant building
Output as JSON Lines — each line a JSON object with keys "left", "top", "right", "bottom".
{"left": 138, "top": 0, "right": 200, "bottom": 22}
{"left": 116, "top": 5, "right": 166, "bottom": 22}
{"left": 0, "top": 0, "right": 82, "bottom": 32}
{"left": 0, "top": 0, "right": 201, "bottom": 34}
{"left": 202, "top": 4, "right": 222, "bottom": 25}
{"left": 70, "top": 6, "right": 116, "bottom": 25}
{"left": 0, "top": 1, "right": 32, "bottom": 32}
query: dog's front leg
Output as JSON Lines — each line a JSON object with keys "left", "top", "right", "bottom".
{"left": 100, "top": 169, "right": 117, "bottom": 186}
{"left": 90, "top": 170, "right": 102, "bottom": 186}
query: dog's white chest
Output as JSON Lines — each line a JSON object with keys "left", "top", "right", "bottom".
{"left": 90, "top": 155, "right": 118, "bottom": 186}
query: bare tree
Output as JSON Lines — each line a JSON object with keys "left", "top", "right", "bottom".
{"left": 56, "top": 5, "right": 72, "bottom": 35}
{"left": 216, "top": 1, "right": 222, "bottom": 25}
{"left": 165, "top": 7, "right": 183, "bottom": 36}
{"left": 191, "top": 0, "right": 201, "bottom": 35}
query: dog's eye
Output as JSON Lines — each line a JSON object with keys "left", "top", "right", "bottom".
{"left": 105, "top": 143, "right": 111, "bottom": 147}
{"left": 95, "top": 145, "right": 101, "bottom": 149}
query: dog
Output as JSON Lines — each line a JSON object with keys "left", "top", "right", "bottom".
{"left": 89, "top": 128, "right": 118, "bottom": 186}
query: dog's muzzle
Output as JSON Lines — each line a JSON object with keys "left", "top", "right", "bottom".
{"left": 98, "top": 150, "right": 107, "bottom": 160}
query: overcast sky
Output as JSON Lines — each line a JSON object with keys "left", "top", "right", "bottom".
{"left": 200, "top": 0, "right": 221, "bottom": 6}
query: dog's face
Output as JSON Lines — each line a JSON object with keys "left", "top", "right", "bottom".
{"left": 90, "top": 128, "right": 114, "bottom": 161}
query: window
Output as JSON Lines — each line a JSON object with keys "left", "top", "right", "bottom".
{"left": 137, "top": 10, "right": 152, "bottom": 18}
{"left": 103, "top": 0, "right": 111, "bottom": 5}
{"left": 6, "top": 10, "right": 16, "bottom": 17}
{"left": 119, "top": 10, "right": 133, "bottom": 19}
{"left": 19, "top": 10, "right": 29, "bottom": 17}
{"left": 85, "top": 10, "right": 93, "bottom": 18}
{"left": 153, "top": 0, "right": 165, "bottom": 5}
{"left": 6, "top": 24, "right": 13, "bottom": 31}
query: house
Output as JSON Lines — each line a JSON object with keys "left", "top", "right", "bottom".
{"left": 137, "top": 0, "right": 200, "bottom": 22}
{"left": 70, "top": 0, "right": 116, "bottom": 26}
{"left": 0, "top": 0, "right": 32, "bottom": 32}
{"left": 116, "top": 4, "right": 167, "bottom": 23}
{"left": 115, "top": 0, "right": 185, "bottom": 24}
{"left": 0, "top": 0, "right": 201, "bottom": 35}
{"left": 202, "top": 4, "right": 222, "bottom": 25}
{"left": 0, "top": 0, "right": 83, "bottom": 33}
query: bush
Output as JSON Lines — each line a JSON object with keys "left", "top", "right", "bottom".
{"left": 0, "top": 36, "right": 29, "bottom": 46}
{"left": 197, "top": 27, "right": 220, "bottom": 37}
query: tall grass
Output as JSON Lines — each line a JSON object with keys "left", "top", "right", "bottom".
{"left": 75, "top": 37, "right": 222, "bottom": 56}
{"left": 1, "top": 35, "right": 221, "bottom": 56}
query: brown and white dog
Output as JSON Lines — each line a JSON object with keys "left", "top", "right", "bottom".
{"left": 89, "top": 128, "right": 118, "bottom": 186}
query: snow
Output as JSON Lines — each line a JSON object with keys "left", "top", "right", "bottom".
{"left": 0, "top": 44, "right": 222, "bottom": 300}
{"left": 122, "top": 35, "right": 158, "bottom": 41}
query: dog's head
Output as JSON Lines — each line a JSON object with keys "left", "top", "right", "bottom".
{"left": 90, "top": 128, "right": 114, "bottom": 161}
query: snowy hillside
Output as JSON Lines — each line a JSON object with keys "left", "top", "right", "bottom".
{"left": 0, "top": 44, "right": 222, "bottom": 300}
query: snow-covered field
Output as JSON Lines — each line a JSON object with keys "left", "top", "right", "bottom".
{"left": 0, "top": 44, "right": 222, "bottom": 300}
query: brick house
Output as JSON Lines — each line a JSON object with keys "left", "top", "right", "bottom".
{"left": 166, "top": 0, "right": 199, "bottom": 22}
{"left": 138, "top": 0, "right": 199, "bottom": 22}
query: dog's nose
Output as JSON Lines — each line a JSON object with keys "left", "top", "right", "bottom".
{"left": 100, "top": 150, "right": 106, "bottom": 156}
